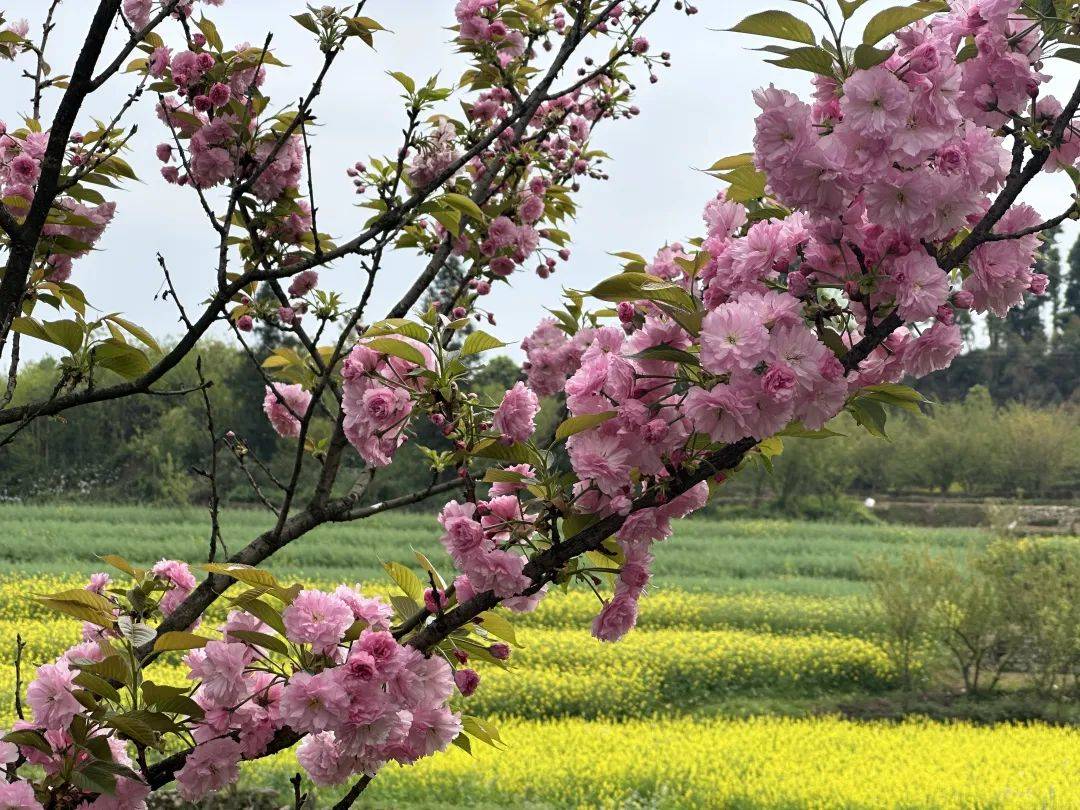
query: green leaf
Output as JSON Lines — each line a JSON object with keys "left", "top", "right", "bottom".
{"left": 106, "top": 713, "right": 158, "bottom": 747}
{"left": 764, "top": 46, "right": 835, "bottom": 75}
{"left": 414, "top": 551, "right": 446, "bottom": 591}
{"left": 555, "top": 411, "right": 617, "bottom": 441}
{"left": 99, "top": 554, "right": 142, "bottom": 579}
{"left": 83, "top": 655, "right": 131, "bottom": 686}
{"left": 758, "top": 436, "right": 784, "bottom": 459}
{"left": 292, "top": 13, "right": 319, "bottom": 34}
{"left": 1052, "top": 46, "right": 1080, "bottom": 64}
{"left": 384, "top": 561, "right": 425, "bottom": 603}
{"left": 847, "top": 398, "right": 889, "bottom": 438}
{"left": 116, "top": 616, "right": 155, "bottom": 647}
{"left": 859, "top": 383, "right": 930, "bottom": 414}
{"left": 230, "top": 594, "right": 287, "bottom": 636}
{"left": 779, "top": 422, "right": 844, "bottom": 439}
{"left": 153, "top": 631, "right": 212, "bottom": 652}
{"left": 839, "top": 0, "right": 873, "bottom": 19}
{"left": 364, "top": 319, "right": 429, "bottom": 342}
{"left": 73, "top": 671, "right": 122, "bottom": 703}
{"left": 714, "top": 165, "right": 768, "bottom": 203}
{"left": 630, "top": 345, "right": 700, "bottom": 365}
{"left": 459, "top": 330, "right": 507, "bottom": 357}
{"left": 228, "top": 630, "right": 289, "bottom": 656}
{"left": 863, "top": 2, "right": 947, "bottom": 46}
{"left": 853, "top": 43, "right": 895, "bottom": 69}
{"left": 4, "top": 729, "right": 52, "bottom": 755}
{"left": 11, "top": 316, "right": 49, "bottom": 342}
{"left": 105, "top": 315, "right": 161, "bottom": 353}
{"left": 37, "top": 589, "right": 115, "bottom": 627}
{"left": 476, "top": 610, "right": 517, "bottom": 644}
{"left": 588, "top": 272, "right": 697, "bottom": 312}
{"left": 471, "top": 439, "right": 535, "bottom": 464}
{"left": 363, "top": 336, "right": 428, "bottom": 367}
{"left": 452, "top": 733, "right": 473, "bottom": 755}
{"left": 706, "top": 153, "right": 754, "bottom": 172}
{"left": 94, "top": 340, "right": 150, "bottom": 379}
{"left": 388, "top": 71, "right": 416, "bottom": 94}
{"left": 203, "top": 563, "right": 281, "bottom": 590}
{"left": 440, "top": 193, "right": 485, "bottom": 223}
{"left": 483, "top": 468, "right": 529, "bottom": 484}
{"left": 196, "top": 15, "right": 223, "bottom": 52}
{"left": 389, "top": 593, "right": 421, "bottom": 622}
{"left": 143, "top": 682, "right": 203, "bottom": 718}
{"left": 462, "top": 715, "right": 504, "bottom": 746}
{"left": 729, "top": 10, "right": 816, "bottom": 45}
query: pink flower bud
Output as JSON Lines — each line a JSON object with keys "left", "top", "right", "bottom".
{"left": 236, "top": 314, "right": 254, "bottom": 332}
{"left": 952, "top": 290, "right": 975, "bottom": 310}
{"left": 489, "top": 643, "right": 511, "bottom": 661}
{"left": 454, "top": 668, "right": 480, "bottom": 697}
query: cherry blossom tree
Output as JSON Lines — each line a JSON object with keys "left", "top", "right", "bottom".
{"left": 0, "top": 0, "right": 1075, "bottom": 806}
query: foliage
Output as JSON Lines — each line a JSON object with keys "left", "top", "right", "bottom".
{"left": 866, "top": 537, "right": 1080, "bottom": 698}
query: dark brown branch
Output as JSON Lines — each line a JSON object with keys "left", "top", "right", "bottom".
{"left": 133, "top": 476, "right": 462, "bottom": 663}
{"left": 332, "top": 776, "right": 374, "bottom": 809}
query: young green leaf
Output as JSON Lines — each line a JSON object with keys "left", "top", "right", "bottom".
{"left": 862, "top": 2, "right": 947, "bottom": 46}
{"left": 729, "top": 10, "right": 816, "bottom": 45}
{"left": 555, "top": 411, "right": 617, "bottom": 440}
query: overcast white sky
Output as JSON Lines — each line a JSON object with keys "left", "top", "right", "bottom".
{"left": 2, "top": 0, "right": 1077, "bottom": 363}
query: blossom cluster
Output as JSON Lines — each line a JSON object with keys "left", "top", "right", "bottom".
{"left": 340, "top": 336, "right": 436, "bottom": 467}
{"left": 122, "top": 0, "right": 226, "bottom": 30}
{"left": 3, "top": 566, "right": 469, "bottom": 806}
{"left": 0, "top": 121, "right": 117, "bottom": 283}
{"left": 152, "top": 37, "right": 304, "bottom": 202}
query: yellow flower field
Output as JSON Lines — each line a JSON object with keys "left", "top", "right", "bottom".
{"left": 1, "top": 571, "right": 1076, "bottom": 808}
{"left": 246, "top": 716, "right": 1080, "bottom": 809}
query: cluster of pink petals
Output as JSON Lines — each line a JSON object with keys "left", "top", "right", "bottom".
{"left": 262, "top": 383, "right": 314, "bottom": 439}
{"left": 154, "top": 37, "right": 304, "bottom": 205}
{"left": 521, "top": 318, "right": 592, "bottom": 396}
{"left": 493, "top": 381, "right": 540, "bottom": 443}
{"left": 438, "top": 498, "right": 533, "bottom": 601}
{"left": 151, "top": 558, "right": 197, "bottom": 618}
{"left": 340, "top": 337, "right": 435, "bottom": 467}
{"left": 175, "top": 585, "right": 461, "bottom": 798}
{"left": 8, "top": 566, "right": 465, "bottom": 804}
{"left": 0, "top": 125, "right": 116, "bottom": 282}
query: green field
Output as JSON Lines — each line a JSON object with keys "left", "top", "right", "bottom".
{"left": 3, "top": 504, "right": 1078, "bottom": 808}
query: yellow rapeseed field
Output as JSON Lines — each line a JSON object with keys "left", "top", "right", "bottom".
{"left": 247, "top": 716, "right": 1080, "bottom": 808}
{"left": 2, "top": 574, "right": 1077, "bottom": 807}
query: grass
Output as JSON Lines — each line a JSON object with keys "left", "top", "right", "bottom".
{"left": 7, "top": 503, "right": 1066, "bottom": 809}
{"left": 0, "top": 503, "right": 987, "bottom": 590}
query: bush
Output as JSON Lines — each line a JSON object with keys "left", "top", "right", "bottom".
{"left": 866, "top": 537, "right": 1080, "bottom": 698}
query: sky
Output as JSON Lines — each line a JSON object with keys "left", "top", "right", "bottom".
{"left": 2, "top": 0, "right": 1078, "bottom": 364}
